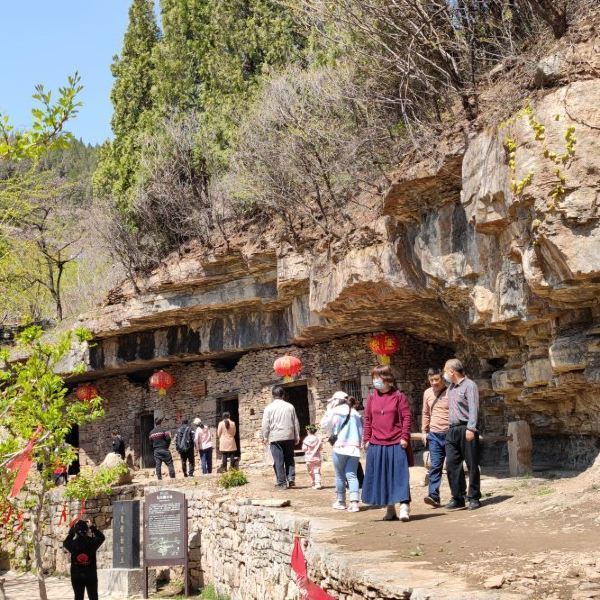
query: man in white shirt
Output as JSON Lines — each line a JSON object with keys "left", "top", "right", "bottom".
{"left": 262, "top": 385, "right": 300, "bottom": 489}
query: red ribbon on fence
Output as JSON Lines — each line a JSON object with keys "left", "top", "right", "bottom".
{"left": 68, "top": 499, "right": 86, "bottom": 528}
{"left": 6, "top": 425, "right": 44, "bottom": 498}
{"left": 290, "top": 537, "right": 335, "bottom": 600}
{"left": 58, "top": 504, "right": 68, "bottom": 526}
{"left": 16, "top": 511, "right": 24, "bottom": 531}
{"left": 3, "top": 505, "right": 13, "bottom": 526}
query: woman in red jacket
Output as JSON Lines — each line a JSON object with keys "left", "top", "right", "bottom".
{"left": 362, "top": 365, "right": 413, "bottom": 521}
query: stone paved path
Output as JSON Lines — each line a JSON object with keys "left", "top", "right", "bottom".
{"left": 1, "top": 571, "right": 72, "bottom": 599}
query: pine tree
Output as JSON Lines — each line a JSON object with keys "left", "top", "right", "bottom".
{"left": 152, "top": 0, "right": 305, "bottom": 171}
{"left": 93, "top": 0, "right": 159, "bottom": 211}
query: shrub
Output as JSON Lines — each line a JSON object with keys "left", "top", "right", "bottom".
{"left": 217, "top": 468, "right": 248, "bottom": 489}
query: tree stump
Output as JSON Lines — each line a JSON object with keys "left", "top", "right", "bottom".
{"left": 507, "top": 420, "right": 533, "bottom": 476}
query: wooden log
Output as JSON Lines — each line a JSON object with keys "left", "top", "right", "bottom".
{"left": 507, "top": 420, "right": 533, "bottom": 476}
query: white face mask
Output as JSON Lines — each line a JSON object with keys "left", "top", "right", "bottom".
{"left": 443, "top": 372, "right": 452, "bottom": 384}
{"left": 373, "top": 379, "right": 385, "bottom": 390}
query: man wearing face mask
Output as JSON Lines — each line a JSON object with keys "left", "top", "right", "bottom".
{"left": 443, "top": 358, "right": 481, "bottom": 510}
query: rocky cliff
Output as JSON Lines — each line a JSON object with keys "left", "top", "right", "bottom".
{"left": 69, "top": 32, "right": 599, "bottom": 460}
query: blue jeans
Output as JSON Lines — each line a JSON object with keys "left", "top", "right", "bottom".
{"left": 200, "top": 448, "right": 213, "bottom": 474}
{"left": 333, "top": 452, "right": 359, "bottom": 502}
{"left": 427, "top": 432, "right": 446, "bottom": 502}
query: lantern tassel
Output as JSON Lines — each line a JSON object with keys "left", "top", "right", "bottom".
{"left": 380, "top": 355, "right": 391, "bottom": 366}
{"left": 159, "top": 388, "right": 167, "bottom": 396}
{"left": 283, "top": 376, "right": 293, "bottom": 383}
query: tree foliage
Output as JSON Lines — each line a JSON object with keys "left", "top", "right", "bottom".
{"left": 0, "top": 326, "right": 106, "bottom": 599}
{"left": 0, "top": 74, "right": 83, "bottom": 162}
{"left": 92, "top": 0, "right": 159, "bottom": 211}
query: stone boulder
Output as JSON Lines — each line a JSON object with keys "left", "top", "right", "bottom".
{"left": 99, "top": 452, "right": 133, "bottom": 485}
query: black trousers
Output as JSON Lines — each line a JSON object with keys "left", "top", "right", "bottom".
{"left": 153, "top": 448, "right": 175, "bottom": 480}
{"left": 178, "top": 448, "right": 195, "bottom": 476}
{"left": 221, "top": 451, "right": 237, "bottom": 470}
{"left": 445, "top": 425, "right": 481, "bottom": 501}
{"left": 270, "top": 440, "right": 296, "bottom": 487}
{"left": 71, "top": 571, "right": 98, "bottom": 600}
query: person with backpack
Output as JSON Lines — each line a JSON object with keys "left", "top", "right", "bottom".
{"left": 149, "top": 417, "right": 175, "bottom": 480}
{"left": 175, "top": 418, "right": 195, "bottom": 477}
{"left": 421, "top": 367, "right": 448, "bottom": 508}
{"left": 63, "top": 518, "right": 105, "bottom": 600}
{"left": 321, "top": 391, "right": 363, "bottom": 513}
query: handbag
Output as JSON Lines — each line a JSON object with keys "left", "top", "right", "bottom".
{"left": 328, "top": 406, "right": 351, "bottom": 446}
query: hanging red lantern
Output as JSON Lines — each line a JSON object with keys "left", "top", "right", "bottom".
{"left": 273, "top": 355, "right": 302, "bottom": 383}
{"left": 149, "top": 370, "right": 174, "bottom": 396}
{"left": 368, "top": 332, "right": 400, "bottom": 365}
{"left": 75, "top": 383, "right": 99, "bottom": 402}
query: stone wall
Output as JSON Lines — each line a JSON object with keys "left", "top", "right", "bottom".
{"left": 77, "top": 332, "right": 455, "bottom": 474}
{"left": 34, "top": 484, "right": 411, "bottom": 600}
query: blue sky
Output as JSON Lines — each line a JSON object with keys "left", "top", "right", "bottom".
{"left": 0, "top": 2, "right": 152, "bottom": 145}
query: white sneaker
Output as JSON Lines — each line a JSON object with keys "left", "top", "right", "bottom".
{"left": 399, "top": 503, "right": 410, "bottom": 522}
{"left": 347, "top": 502, "right": 359, "bottom": 513}
{"left": 332, "top": 501, "right": 346, "bottom": 510}
{"left": 314, "top": 483, "right": 322, "bottom": 490}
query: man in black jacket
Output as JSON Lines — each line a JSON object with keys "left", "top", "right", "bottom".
{"left": 63, "top": 519, "right": 105, "bottom": 600}
{"left": 175, "top": 418, "right": 195, "bottom": 477}
{"left": 149, "top": 417, "right": 175, "bottom": 480}
{"left": 110, "top": 430, "right": 125, "bottom": 460}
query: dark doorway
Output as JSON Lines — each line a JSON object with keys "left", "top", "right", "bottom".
{"left": 217, "top": 396, "right": 241, "bottom": 456}
{"left": 140, "top": 413, "right": 155, "bottom": 468}
{"left": 285, "top": 384, "right": 311, "bottom": 448}
{"left": 65, "top": 425, "right": 80, "bottom": 475}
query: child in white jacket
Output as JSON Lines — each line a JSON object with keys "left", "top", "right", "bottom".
{"left": 302, "top": 424, "right": 323, "bottom": 489}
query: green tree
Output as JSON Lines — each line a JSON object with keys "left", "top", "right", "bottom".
{"left": 0, "top": 326, "right": 106, "bottom": 600}
{"left": 93, "top": 0, "right": 159, "bottom": 211}
{"left": 0, "top": 73, "right": 83, "bottom": 162}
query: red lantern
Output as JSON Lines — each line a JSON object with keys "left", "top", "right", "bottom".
{"left": 274, "top": 356, "right": 302, "bottom": 383}
{"left": 149, "top": 370, "right": 174, "bottom": 396}
{"left": 75, "top": 383, "right": 98, "bottom": 402}
{"left": 368, "top": 332, "right": 399, "bottom": 365}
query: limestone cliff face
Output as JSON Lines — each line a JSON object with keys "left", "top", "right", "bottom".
{"left": 72, "top": 54, "right": 599, "bottom": 447}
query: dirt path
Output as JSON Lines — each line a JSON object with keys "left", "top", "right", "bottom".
{"left": 203, "top": 461, "right": 599, "bottom": 599}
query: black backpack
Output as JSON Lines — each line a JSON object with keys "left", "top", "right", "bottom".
{"left": 176, "top": 424, "right": 192, "bottom": 452}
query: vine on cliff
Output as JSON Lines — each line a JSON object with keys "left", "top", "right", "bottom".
{"left": 501, "top": 103, "right": 577, "bottom": 210}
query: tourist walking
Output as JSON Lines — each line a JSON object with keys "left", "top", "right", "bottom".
{"left": 261, "top": 385, "right": 300, "bottom": 489}
{"left": 63, "top": 519, "right": 105, "bottom": 600}
{"left": 111, "top": 430, "right": 125, "bottom": 460}
{"left": 321, "top": 392, "right": 363, "bottom": 512}
{"left": 443, "top": 358, "right": 481, "bottom": 510}
{"left": 302, "top": 424, "right": 323, "bottom": 489}
{"left": 421, "top": 368, "right": 448, "bottom": 507}
{"left": 194, "top": 419, "right": 214, "bottom": 474}
{"left": 149, "top": 417, "right": 175, "bottom": 480}
{"left": 362, "top": 366, "right": 413, "bottom": 521}
{"left": 175, "top": 418, "right": 195, "bottom": 477}
{"left": 217, "top": 412, "right": 237, "bottom": 471}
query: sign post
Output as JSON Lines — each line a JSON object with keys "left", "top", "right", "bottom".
{"left": 142, "top": 489, "right": 189, "bottom": 598}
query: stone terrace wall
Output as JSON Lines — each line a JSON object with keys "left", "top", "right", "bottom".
{"left": 78, "top": 332, "right": 456, "bottom": 473}
{"left": 34, "top": 484, "right": 410, "bottom": 600}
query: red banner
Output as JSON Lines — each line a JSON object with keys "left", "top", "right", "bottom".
{"left": 291, "top": 537, "right": 335, "bottom": 600}
{"left": 6, "top": 426, "right": 43, "bottom": 498}
{"left": 69, "top": 499, "right": 86, "bottom": 528}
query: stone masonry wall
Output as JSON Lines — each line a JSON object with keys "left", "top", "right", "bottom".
{"left": 77, "top": 332, "right": 456, "bottom": 474}
{"left": 36, "top": 483, "right": 411, "bottom": 600}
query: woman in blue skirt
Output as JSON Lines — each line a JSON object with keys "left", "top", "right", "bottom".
{"left": 362, "top": 365, "right": 414, "bottom": 521}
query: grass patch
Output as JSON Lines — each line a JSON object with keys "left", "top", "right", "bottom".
{"left": 218, "top": 468, "right": 248, "bottom": 489}
{"left": 534, "top": 486, "right": 556, "bottom": 496}
{"left": 199, "top": 584, "right": 230, "bottom": 600}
